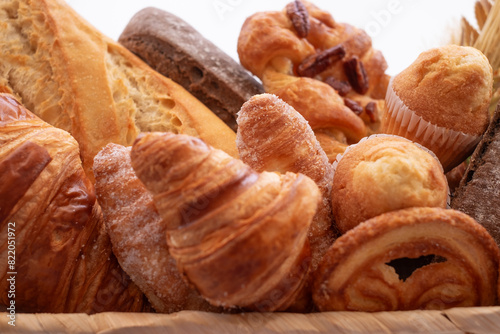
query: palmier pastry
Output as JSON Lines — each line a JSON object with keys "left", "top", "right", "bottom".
{"left": 237, "top": 0, "right": 390, "bottom": 140}
{"left": 131, "top": 132, "right": 320, "bottom": 312}
{"left": 0, "top": 93, "right": 149, "bottom": 313}
{"left": 313, "top": 207, "right": 500, "bottom": 312}
{"left": 93, "top": 143, "right": 218, "bottom": 313}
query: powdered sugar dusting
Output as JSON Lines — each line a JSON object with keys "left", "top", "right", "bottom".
{"left": 93, "top": 143, "right": 211, "bottom": 313}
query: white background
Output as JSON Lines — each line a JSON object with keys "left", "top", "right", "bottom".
{"left": 65, "top": 0, "right": 477, "bottom": 75}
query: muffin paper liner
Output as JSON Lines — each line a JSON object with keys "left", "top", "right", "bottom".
{"left": 332, "top": 134, "right": 451, "bottom": 208}
{"left": 380, "top": 79, "right": 481, "bottom": 172}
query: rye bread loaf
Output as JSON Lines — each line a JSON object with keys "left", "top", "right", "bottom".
{"left": 119, "top": 7, "right": 264, "bottom": 131}
{"left": 451, "top": 103, "right": 500, "bottom": 246}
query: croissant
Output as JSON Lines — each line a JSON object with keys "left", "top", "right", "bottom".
{"left": 0, "top": 0, "right": 237, "bottom": 181}
{"left": 237, "top": 0, "right": 390, "bottom": 137}
{"left": 130, "top": 132, "right": 320, "bottom": 312}
{"left": 0, "top": 93, "right": 149, "bottom": 313}
{"left": 93, "top": 143, "right": 218, "bottom": 313}
{"left": 236, "top": 94, "right": 336, "bottom": 273}
{"left": 313, "top": 207, "right": 500, "bottom": 312}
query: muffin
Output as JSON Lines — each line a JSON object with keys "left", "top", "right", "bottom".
{"left": 331, "top": 135, "right": 449, "bottom": 233}
{"left": 380, "top": 45, "right": 493, "bottom": 172}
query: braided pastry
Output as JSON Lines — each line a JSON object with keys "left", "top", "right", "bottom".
{"left": 131, "top": 132, "right": 320, "bottom": 312}
{"left": 313, "top": 207, "right": 500, "bottom": 312}
{"left": 0, "top": 93, "right": 149, "bottom": 313}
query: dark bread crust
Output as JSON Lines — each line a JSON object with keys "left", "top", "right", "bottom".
{"left": 119, "top": 7, "right": 264, "bottom": 131}
{"left": 451, "top": 103, "right": 500, "bottom": 246}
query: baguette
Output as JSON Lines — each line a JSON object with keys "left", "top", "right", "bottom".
{"left": 0, "top": 0, "right": 238, "bottom": 180}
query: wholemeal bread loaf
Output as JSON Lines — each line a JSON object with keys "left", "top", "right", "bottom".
{"left": 119, "top": 7, "right": 264, "bottom": 131}
{"left": 0, "top": 0, "right": 238, "bottom": 180}
{"left": 452, "top": 103, "right": 500, "bottom": 247}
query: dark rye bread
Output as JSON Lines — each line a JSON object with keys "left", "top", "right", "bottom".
{"left": 119, "top": 7, "right": 264, "bottom": 131}
{"left": 451, "top": 103, "right": 500, "bottom": 246}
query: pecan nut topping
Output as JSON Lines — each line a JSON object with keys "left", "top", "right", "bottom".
{"left": 343, "top": 56, "right": 369, "bottom": 95}
{"left": 365, "top": 101, "right": 377, "bottom": 123}
{"left": 286, "top": 0, "right": 310, "bottom": 38}
{"left": 297, "top": 45, "right": 346, "bottom": 78}
{"left": 343, "top": 98, "right": 363, "bottom": 115}
{"left": 325, "top": 77, "right": 351, "bottom": 97}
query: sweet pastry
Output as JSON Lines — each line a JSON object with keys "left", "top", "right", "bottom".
{"left": 236, "top": 93, "right": 336, "bottom": 272}
{"left": 93, "top": 143, "right": 218, "bottom": 313}
{"left": 237, "top": 0, "right": 390, "bottom": 141}
{"left": 331, "top": 135, "right": 449, "bottom": 233}
{"left": 0, "top": 93, "right": 149, "bottom": 313}
{"left": 263, "top": 71, "right": 368, "bottom": 144}
{"left": 313, "top": 207, "right": 500, "bottom": 312}
{"left": 131, "top": 132, "right": 319, "bottom": 312}
{"left": 119, "top": 7, "right": 264, "bottom": 131}
{"left": 380, "top": 45, "right": 493, "bottom": 172}
{"left": 452, "top": 103, "right": 500, "bottom": 247}
{"left": 0, "top": 0, "right": 237, "bottom": 181}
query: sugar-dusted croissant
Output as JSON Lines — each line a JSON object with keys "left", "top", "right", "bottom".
{"left": 0, "top": 93, "right": 149, "bottom": 313}
{"left": 0, "top": 0, "right": 237, "bottom": 181}
{"left": 238, "top": 0, "right": 390, "bottom": 135}
{"left": 93, "top": 143, "right": 218, "bottom": 313}
{"left": 131, "top": 132, "right": 320, "bottom": 312}
{"left": 313, "top": 207, "right": 500, "bottom": 312}
{"left": 237, "top": 94, "right": 336, "bottom": 272}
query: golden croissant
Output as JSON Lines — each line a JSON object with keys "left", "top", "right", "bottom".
{"left": 131, "top": 132, "right": 320, "bottom": 312}
{"left": 0, "top": 93, "right": 149, "bottom": 313}
{"left": 93, "top": 143, "right": 218, "bottom": 313}
{"left": 313, "top": 207, "right": 500, "bottom": 312}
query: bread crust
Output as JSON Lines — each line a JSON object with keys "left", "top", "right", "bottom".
{"left": 119, "top": 7, "right": 264, "bottom": 131}
{"left": 0, "top": 0, "right": 237, "bottom": 180}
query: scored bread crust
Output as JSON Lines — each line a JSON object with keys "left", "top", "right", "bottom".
{"left": 0, "top": 0, "right": 238, "bottom": 180}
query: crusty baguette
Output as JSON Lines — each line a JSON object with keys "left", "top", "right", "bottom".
{"left": 0, "top": 0, "right": 238, "bottom": 180}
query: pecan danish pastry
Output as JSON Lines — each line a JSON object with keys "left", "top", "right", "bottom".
{"left": 238, "top": 0, "right": 390, "bottom": 147}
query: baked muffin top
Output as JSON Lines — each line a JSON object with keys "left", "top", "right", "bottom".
{"left": 392, "top": 45, "right": 492, "bottom": 136}
{"left": 332, "top": 135, "right": 448, "bottom": 232}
